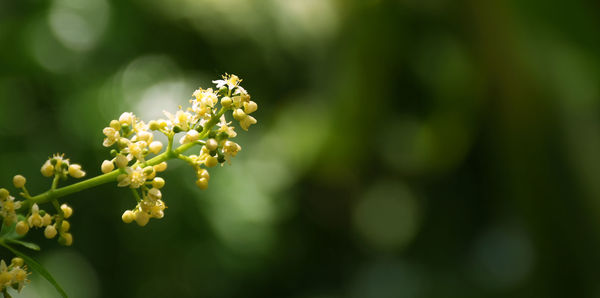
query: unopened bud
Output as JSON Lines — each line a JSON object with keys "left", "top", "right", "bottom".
{"left": 206, "top": 138, "right": 218, "bottom": 151}
{"left": 115, "top": 155, "right": 128, "bottom": 168}
{"left": 196, "top": 178, "right": 208, "bottom": 190}
{"left": 12, "top": 175, "right": 26, "bottom": 188}
{"left": 101, "top": 160, "right": 114, "bottom": 174}
{"left": 122, "top": 210, "right": 135, "bottom": 223}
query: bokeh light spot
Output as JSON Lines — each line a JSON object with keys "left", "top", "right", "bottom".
{"left": 353, "top": 180, "right": 420, "bottom": 252}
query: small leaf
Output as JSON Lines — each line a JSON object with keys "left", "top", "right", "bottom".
{"left": 0, "top": 242, "right": 67, "bottom": 298}
{"left": 4, "top": 239, "right": 40, "bottom": 251}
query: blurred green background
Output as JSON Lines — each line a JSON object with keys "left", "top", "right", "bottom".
{"left": 1, "top": 0, "right": 599, "bottom": 297}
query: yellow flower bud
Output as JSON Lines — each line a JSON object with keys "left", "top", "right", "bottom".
{"left": 0, "top": 188, "right": 8, "bottom": 200}
{"left": 61, "top": 204, "right": 73, "bottom": 218}
{"left": 28, "top": 213, "right": 43, "bottom": 228}
{"left": 158, "top": 119, "right": 168, "bottom": 128}
{"left": 137, "top": 131, "right": 153, "bottom": 143}
{"left": 152, "top": 177, "right": 165, "bottom": 189}
{"left": 233, "top": 108, "right": 246, "bottom": 121}
{"left": 44, "top": 225, "right": 57, "bottom": 239}
{"left": 13, "top": 175, "right": 26, "bottom": 188}
{"left": 122, "top": 210, "right": 135, "bottom": 223}
{"left": 206, "top": 138, "right": 218, "bottom": 151}
{"left": 42, "top": 213, "right": 52, "bottom": 226}
{"left": 59, "top": 233, "right": 73, "bottom": 246}
{"left": 11, "top": 257, "right": 24, "bottom": 267}
{"left": 148, "top": 120, "right": 159, "bottom": 131}
{"left": 135, "top": 211, "right": 150, "bottom": 227}
{"left": 221, "top": 96, "right": 232, "bottom": 108}
{"left": 243, "top": 101, "right": 258, "bottom": 114}
{"left": 41, "top": 161, "right": 54, "bottom": 177}
{"left": 62, "top": 220, "right": 71, "bottom": 232}
{"left": 154, "top": 162, "right": 167, "bottom": 172}
{"left": 196, "top": 178, "right": 208, "bottom": 190}
{"left": 15, "top": 221, "right": 28, "bottom": 235}
{"left": 197, "top": 169, "right": 210, "bottom": 180}
{"left": 148, "top": 188, "right": 162, "bottom": 201}
{"left": 205, "top": 156, "right": 218, "bottom": 168}
{"left": 239, "top": 115, "right": 257, "bottom": 131}
{"left": 143, "top": 166, "right": 155, "bottom": 176}
{"left": 110, "top": 120, "right": 121, "bottom": 130}
{"left": 115, "top": 155, "right": 128, "bottom": 168}
{"left": 0, "top": 271, "right": 11, "bottom": 285}
{"left": 119, "top": 112, "right": 134, "bottom": 125}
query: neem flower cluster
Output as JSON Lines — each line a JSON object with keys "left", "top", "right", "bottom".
{"left": 0, "top": 74, "right": 257, "bottom": 297}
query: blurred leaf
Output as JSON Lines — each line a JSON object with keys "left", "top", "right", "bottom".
{"left": 4, "top": 239, "right": 40, "bottom": 251}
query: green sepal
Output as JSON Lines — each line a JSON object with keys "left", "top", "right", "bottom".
{"left": 216, "top": 132, "right": 229, "bottom": 141}
{"left": 217, "top": 87, "right": 228, "bottom": 97}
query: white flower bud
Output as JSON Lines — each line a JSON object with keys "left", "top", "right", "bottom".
{"left": 149, "top": 141, "right": 163, "bottom": 154}
{"left": 12, "top": 175, "right": 26, "bottom": 188}
{"left": 115, "top": 155, "right": 128, "bottom": 168}
{"left": 101, "top": 160, "right": 115, "bottom": 174}
{"left": 68, "top": 164, "right": 86, "bottom": 178}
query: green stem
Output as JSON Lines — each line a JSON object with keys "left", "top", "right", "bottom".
{"left": 21, "top": 108, "right": 228, "bottom": 208}
{"left": 130, "top": 188, "right": 142, "bottom": 203}
{"left": 51, "top": 175, "right": 60, "bottom": 190}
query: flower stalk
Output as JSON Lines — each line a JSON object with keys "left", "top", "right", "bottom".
{"left": 0, "top": 73, "right": 258, "bottom": 297}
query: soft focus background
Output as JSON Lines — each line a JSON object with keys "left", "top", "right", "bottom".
{"left": 1, "top": 0, "right": 599, "bottom": 297}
